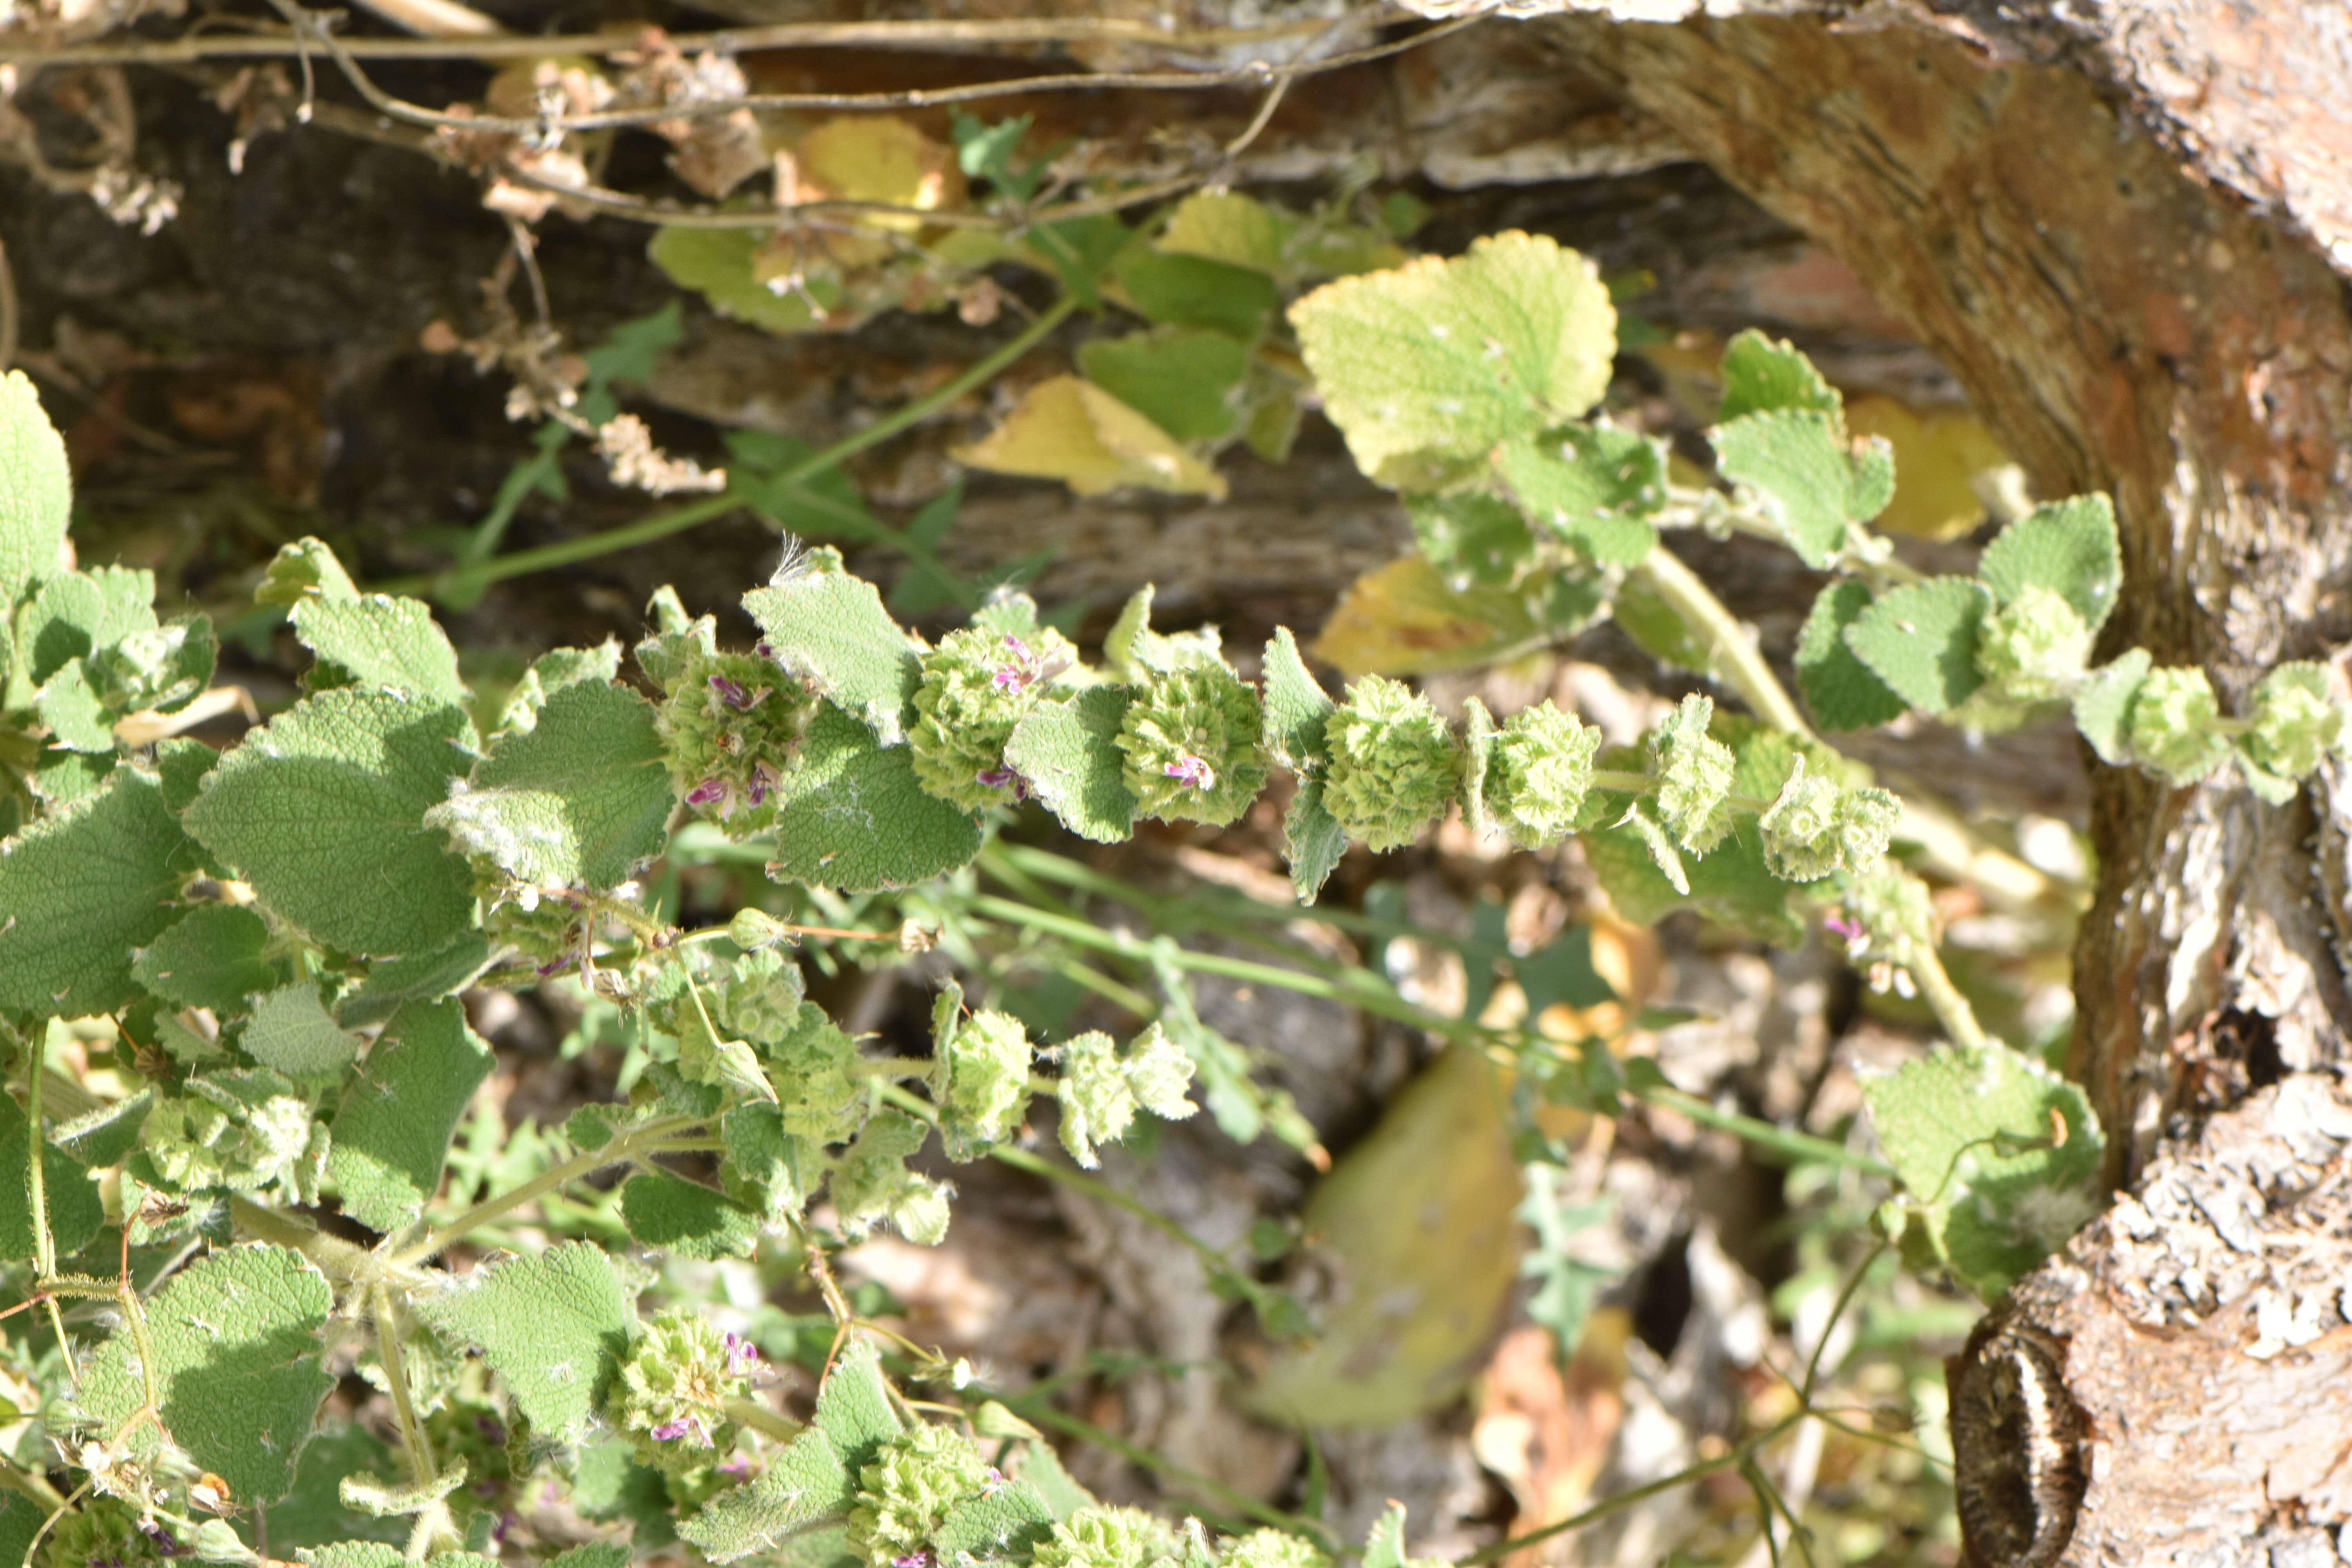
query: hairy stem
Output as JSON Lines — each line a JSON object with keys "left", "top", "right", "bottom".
{"left": 393, "top": 1112, "right": 702, "bottom": 1265}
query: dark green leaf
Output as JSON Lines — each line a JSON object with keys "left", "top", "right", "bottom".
{"left": 1114, "top": 247, "right": 1281, "bottom": 339}
{"left": 766, "top": 703, "right": 984, "bottom": 892}
{"left": 0, "top": 767, "right": 194, "bottom": 1017}
{"left": 1004, "top": 685, "right": 1136, "bottom": 845}
{"left": 621, "top": 1169, "right": 760, "bottom": 1259}
{"left": 328, "top": 999, "right": 496, "bottom": 1235}
{"left": 1078, "top": 327, "right": 1249, "bottom": 444}
{"left": 1795, "top": 579, "right": 1909, "bottom": 731}
{"left": 0, "top": 1085, "right": 104, "bottom": 1261}
{"left": 1843, "top": 577, "right": 1992, "bottom": 715}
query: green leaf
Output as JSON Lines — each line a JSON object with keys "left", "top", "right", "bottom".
{"left": 1976, "top": 493, "right": 2121, "bottom": 631}
{"left": 1581, "top": 812, "right": 1801, "bottom": 945}
{"left": 1077, "top": 326, "right": 1250, "bottom": 445}
{"left": 1261, "top": 627, "right": 1335, "bottom": 771}
{"left": 1715, "top": 330, "right": 1841, "bottom": 426}
{"left": 0, "top": 1084, "right": 104, "bottom": 1262}
{"left": 1864, "top": 1041, "right": 2103, "bottom": 1299}
{"left": 0, "top": 767, "right": 194, "bottom": 1017}
{"left": 16, "top": 565, "right": 156, "bottom": 684}
{"left": 0, "top": 1494, "right": 34, "bottom": 1568}
{"left": 292, "top": 593, "right": 465, "bottom": 704}
{"left": 30, "top": 749, "right": 113, "bottom": 806}
{"left": 156, "top": 735, "right": 219, "bottom": 811}
{"left": 255, "top": 536, "right": 359, "bottom": 606}
{"left": 1609, "top": 576, "right": 1715, "bottom": 678}
{"left": 1004, "top": 685, "right": 1137, "bottom": 844}
{"left": 427, "top": 679, "right": 671, "bottom": 891}
{"left": 1408, "top": 491, "right": 1535, "bottom": 589}
{"left": 255, "top": 1419, "right": 410, "bottom": 1552}
{"left": 1112, "top": 247, "right": 1280, "bottom": 340}
{"left": 336, "top": 931, "right": 496, "bottom": 1029}
{"left": 0, "top": 370, "right": 70, "bottom": 606}
{"left": 1290, "top": 231, "right": 1616, "bottom": 487}
{"left": 54, "top": 1087, "right": 152, "bottom": 1168}
{"left": 417, "top": 1241, "right": 632, "bottom": 1439}
{"left": 34, "top": 657, "right": 115, "bottom": 751}
{"left": 181, "top": 686, "right": 479, "bottom": 956}
{"left": 1492, "top": 425, "right": 1664, "bottom": 565}
{"left": 1284, "top": 779, "right": 1348, "bottom": 904}
{"left": 306, "top": 1548, "right": 407, "bottom": 1568}
{"left": 621, "top": 1169, "right": 760, "bottom": 1258}
{"left": 327, "top": 998, "right": 496, "bottom": 1234}
{"left": 933, "top": 1479, "right": 1057, "bottom": 1560}
{"left": 242, "top": 981, "right": 365, "bottom": 1075}
{"left": 1363, "top": 1503, "right": 1444, "bottom": 1568}
{"left": 1795, "top": 580, "right": 1909, "bottom": 731}
{"left": 651, "top": 225, "right": 833, "bottom": 334}
{"left": 720, "top": 1104, "right": 807, "bottom": 1220}
{"left": 682, "top": 1428, "right": 853, "bottom": 1563}
{"left": 744, "top": 553, "right": 924, "bottom": 743}
{"left": 1842, "top": 577, "right": 1993, "bottom": 715}
{"left": 2072, "top": 647, "right": 2153, "bottom": 766}
{"left": 1712, "top": 410, "right": 1893, "bottom": 568}
{"left": 815, "top": 1338, "right": 903, "bottom": 1467}
{"left": 765, "top": 703, "right": 984, "bottom": 892}
{"left": 77, "top": 1243, "right": 334, "bottom": 1502}
{"left": 132, "top": 903, "right": 274, "bottom": 1014}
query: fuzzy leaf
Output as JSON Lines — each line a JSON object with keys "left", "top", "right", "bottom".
{"left": 1795, "top": 580, "right": 1909, "bottom": 731}
{"left": 1112, "top": 247, "right": 1280, "bottom": 339}
{"left": 933, "top": 1480, "right": 1057, "bottom": 1560}
{"left": 134, "top": 902, "right": 275, "bottom": 1014}
{"left": 1156, "top": 190, "right": 1295, "bottom": 275}
{"left": 0, "top": 768, "right": 193, "bottom": 1017}
{"left": 651, "top": 226, "right": 834, "bottom": 334}
{"left": 0, "top": 370, "right": 69, "bottom": 605}
{"left": 1284, "top": 780, "right": 1348, "bottom": 904}
{"left": 1976, "top": 493, "right": 2121, "bottom": 632}
{"left": 744, "top": 551, "right": 922, "bottom": 743}
{"left": 292, "top": 594, "right": 465, "bottom": 704}
{"left": 1842, "top": 577, "right": 1993, "bottom": 715}
{"left": 765, "top": 703, "right": 984, "bottom": 891}
{"left": 336, "top": 932, "right": 496, "bottom": 1029}
{"left": 1492, "top": 424, "right": 1665, "bottom": 565}
{"left": 78, "top": 1243, "right": 334, "bottom": 1502}
{"left": 953, "top": 375, "right": 1227, "bottom": 499}
{"left": 1715, "top": 330, "right": 1841, "bottom": 425}
{"left": 1290, "top": 231, "right": 1615, "bottom": 486}
{"left": 621, "top": 1169, "right": 760, "bottom": 1259}
{"left": 242, "top": 982, "right": 365, "bottom": 1075}
{"left": 1078, "top": 327, "right": 1250, "bottom": 444}
{"left": 1408, "top": 491, "right": 1535, "bottom": 589}
{"left": 1261, "top": 626, "right": 1336, "bottom": 771}
{"left": 682, "top": 1428, "right": 853, "bottom": 1563}
{"left": 1712, "top": 410, "right": 1893, "bottom": 568}
{"left": 1865, "top": 1042, "right": 2103, "bottom": 1299}
{"left": 815, "top": 1338, "right": 904, "bottom": 1469}
{"left": 328, "top": 998, "right": 496, "bottom": 1234}
{"left": 720, "top": 1105, "right": 807, "bottom": 1220}
{"left": 1005, "top": 685, "right": 1137, "bottom": 844}
{"left": 417, "top": 1241, "right": 632, "bottom": 1439}
{"left": 426, "top": 679, "right": 671, "bottom": 891}
{"left": 182, "top": 686, "right": 478, "bottom": 956}
{"left": 0, "top": 1085, "right": 104, "bottom": 1261}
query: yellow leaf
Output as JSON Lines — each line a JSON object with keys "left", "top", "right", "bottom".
{"left": 953, "top": 376, "right": 1227, "bottom": 499}
{"left": 1247, "top": 1044, "right": 1526, "bottom": 1428}
{"left": 1311, "top": 555, "right": 1539, "bottom": 679}
{"left": 1838, "top": 395, "right": 2011, "bottom": 541}
{"left": 1157, "top": 191, "right": 1294, "bottom": 274}
{"left": 789, "top": 115, "right": 966, "bottom": 266}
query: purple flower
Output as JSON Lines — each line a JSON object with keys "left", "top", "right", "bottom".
{"left": 749, "top": 760, "right": 782, "bottom": 806}
{"left": 1164, "top": 752, "right": 1214, "bottom": 789}
{"left": 687, "top": 777, "right": 729, "bottom": 806}
{"left": 977, "top": 766, "right": 1030, "bottom": 800}
{"left": 1824, "top": 911, "right": 1864, "bottom": 941}
{"left": 651, "top": 1416, "right": 708, "bottom": 1444}
{"left": 710, "top": 674, "right": 754, "bottom": 710}
{"left": 756, "top": 641, "right": 777, "bottom": 660}
{"left": 894, "top": 1554, "right": 935, "bottom": 1568}
{"left": 724, "top": 1331, "right": 761, "bottom": 1377}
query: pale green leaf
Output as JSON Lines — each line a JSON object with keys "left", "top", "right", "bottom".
{"left": 1712, "top": 410, "right": 1893, "bottom": 568}
{"left": 621, "top": 1169, "right": 760, "bottom": 1259}
{"left": 0, "top": 369, "right": 69, "bottom": 605}
{"left": 1842, "top": 577, "right": 1992, "bottom": 715}
{"left": 720, "top": 1104, "right": 807, "bottom": 1221}
{"left": 1715, "top": 330, "right": 1841, "bottom": 426}
{"left": 953, "top": 375, "right": 1228, "bottom": 500}
{"left": 304, "top": 1548, "right": 406, "bottom": 1568}
{"left": 417, "top": 1241, "right": 632, "bottom": 1439}
{"left": 1408, "top": 491, "right": 1534, "bottom": 589}
{"left": 0, "top": 767, "right": 193, "bottom": 1017}
{"left": 35, "top": 659, "right": 116, "bottom": 751}
{"left": 1261, "top": 627, "right": 1335, "bottom": 772}
{"left": 2072, "top": 648, "right": 2153, "bottom": 766}
{"left": 292, "top": 594, "right": 465, "bottom": 704}
{"left": 1976, "top": 493, "right": 2121, "bottom": 632}
{"left": 1004, "top": 685, "right": 1137, "bottom": 844}
{"left": 1284, "top": 779, "right": 1348, "bottom": 904}
{"left": 651, "top": 225, "right": 832, "bottom": 333}
{"left": 16, "top": 565, "right": 156, "bottom": 684}
{"left": 327, "top": 998, "right": 495, "bottom": 1234}
{"left": 766, "top": 703, "right": 984, "bottom": 892}
{"left": 242, "top": 981, "right": 365, "bottom": 1075}
{"left": 1363, "top": 1504, "right": 1444, "bottom": 1568}
{"left": 1795, "top": 580, "right": 1908, "bottom": 731}
{"left": 1864, "top": 1041, "right": 2103, "bottom": 1299}
{"left": 744, "top": 553, "right": 924, "bottom": 743}
{"left": 426, "top": 679, "right": 671, "bottom": 891}
{"left": 254, "top": 537, "right": 360, "bottom": 606}
{"left": 181, "top": 686, "right": 478, "bottom": 956}
{"left": 1112, "top": 247, "right": 1280, "bottom": 339}
{"left": 681, "top": 1428, "right": 853, "bottom": 1563}
{"left": 1460, "top": 695, "right": 1498, "bottom": 837}
{"left": 1290, "top": 231, "right": 1616, "bottom": 486}
{"left": 933, "top": 1479, "right": 1056, "bottom": 1559}
{"left": 78, "top": 1243, "right": 334, "bottom": 1502}
{"left": 0, "top": 1086, "right": 104, "bottom": 1261}
{"left": 815, "top": 1339, "right": 903, "bottom": 1467}
{"left": 1492, "top": 424, "right": 1664, "bottom": 565}
{"left": 1077, "top": 326, "right": 1250, "bottom": 444}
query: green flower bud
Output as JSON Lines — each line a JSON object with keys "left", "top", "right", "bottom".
{"left": 764, "top": 1000, "right": 865, "bottom": 1146}
{"left": 910, "top": 625, "right": 1076, "bottom": 811}
{"left": 1116, "top": 664, "right": 1270, "bottom": 826}
{"left": 1488, "top": 702, "right": 1600, "bottom": 848}
{"left": 1032, "top": 1505, "right": 1184, "bottom": 1568}
{"left": 2127, "top": 666, "right": 2231, "bottom": 784}
{"left": 1650, "top": 694, "right": 1734, "bottom": 854}
{"left": 940, "top": 1009, "right": 1032, "bottom": 1159}
{"left": 708, "top": 947, "right": 809, "bottom": 1049}
{"left": 657, "top": 644, "right": 820, "bottom": 824}
{"left": 1055, "top": 1023, "right": 1199, "bottom": 1168}
{"left": 1974, "top": 585, "right": 2092, "bottom": 704}
{"left": 730, "top": 907, "right": 793, "bottom": 950}
{"left": 848, "top": 1423, "right": 993, "bottom": 1567}
{"left": 611, "top": 1308, "right": 753, "bottom": 1477}
{"left": 1758, "top": 757, "right": 1901, "bottom": 882}
{"left": 1323, "top": 675, "right": 1462, "bottom": 851}
{"left": 38, "top": 1499, "right": 161, "bottom": 1568}
{"left": 1222, "top": 1530, "right": 1333, "bottom": 1568}
{"left": 2243, "top": 662, "right": 2342, "bottom": 781}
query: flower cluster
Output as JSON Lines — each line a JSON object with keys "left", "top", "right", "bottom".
{"left": 1485, "top": 702, "right": 1600, "bottom": 848}
{"left": 1055, "top": 1023, "right": 1200, "bottom": 1167}
{"left": 1323, "top": 675, "right": 1463, "bottom": 850}
{"left": 1032, "top": 1506, "right": 1185, "bottom": 1568}
{"left": 1116, "top": 664, "right": 1270, "bottom": 827}
{"left": 847, "top": 1423, "right": 993, "bottom": 1568}
{"left": 910, "top": 626, "right": 1075, "bottom": 811}
{"left": 1972, "top": 584, "right": 2092, "bottom": 707}
{"left": 142, "top": 1069, "right": 328, "bottom": 1205}
{"left": 1757, "top": 756, "right": 1900, "bottom": 882}
{"left": 1649, "top": 694, "right": 1735, "bottom": 854}
{"left": 609, "top": 1308, "right": 755, "bottom": 1477}
{"left": 938, "top": 1007, "right": 1033, "bottom": 1159}
{"left": 654, "top": 644, "right": 819, "bottom": 823}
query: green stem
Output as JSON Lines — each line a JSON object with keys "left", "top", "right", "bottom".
{"left": 24, "top": 1025, "right": 52, "bottom": 1281}
{"left": 1900, "top": 940, "right": 1989, "bottom": 1053}
{"left": 373, "top": 1280, "right": 440, "bottom": 1489}
{"left": 0, "top": 1455, "right": 65, "bottom": 1512}
{"left": 393, "top": 1113, "right": 702, "bottom": 1265}
{"left": 229, "top": 1195, "right": 406, "bottom": 1288}
{"left": 1630, "top": 545, "right": 1815, "bottom": 742}
{"left": 720, "top": 1394, "right": 804, "bottom": 1444}
{"left": 1634, "top": 1083, "right": 1895, "bottom": 1178}
{"left": 374, "top": 294, "right": 1079, "bottom": 600}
